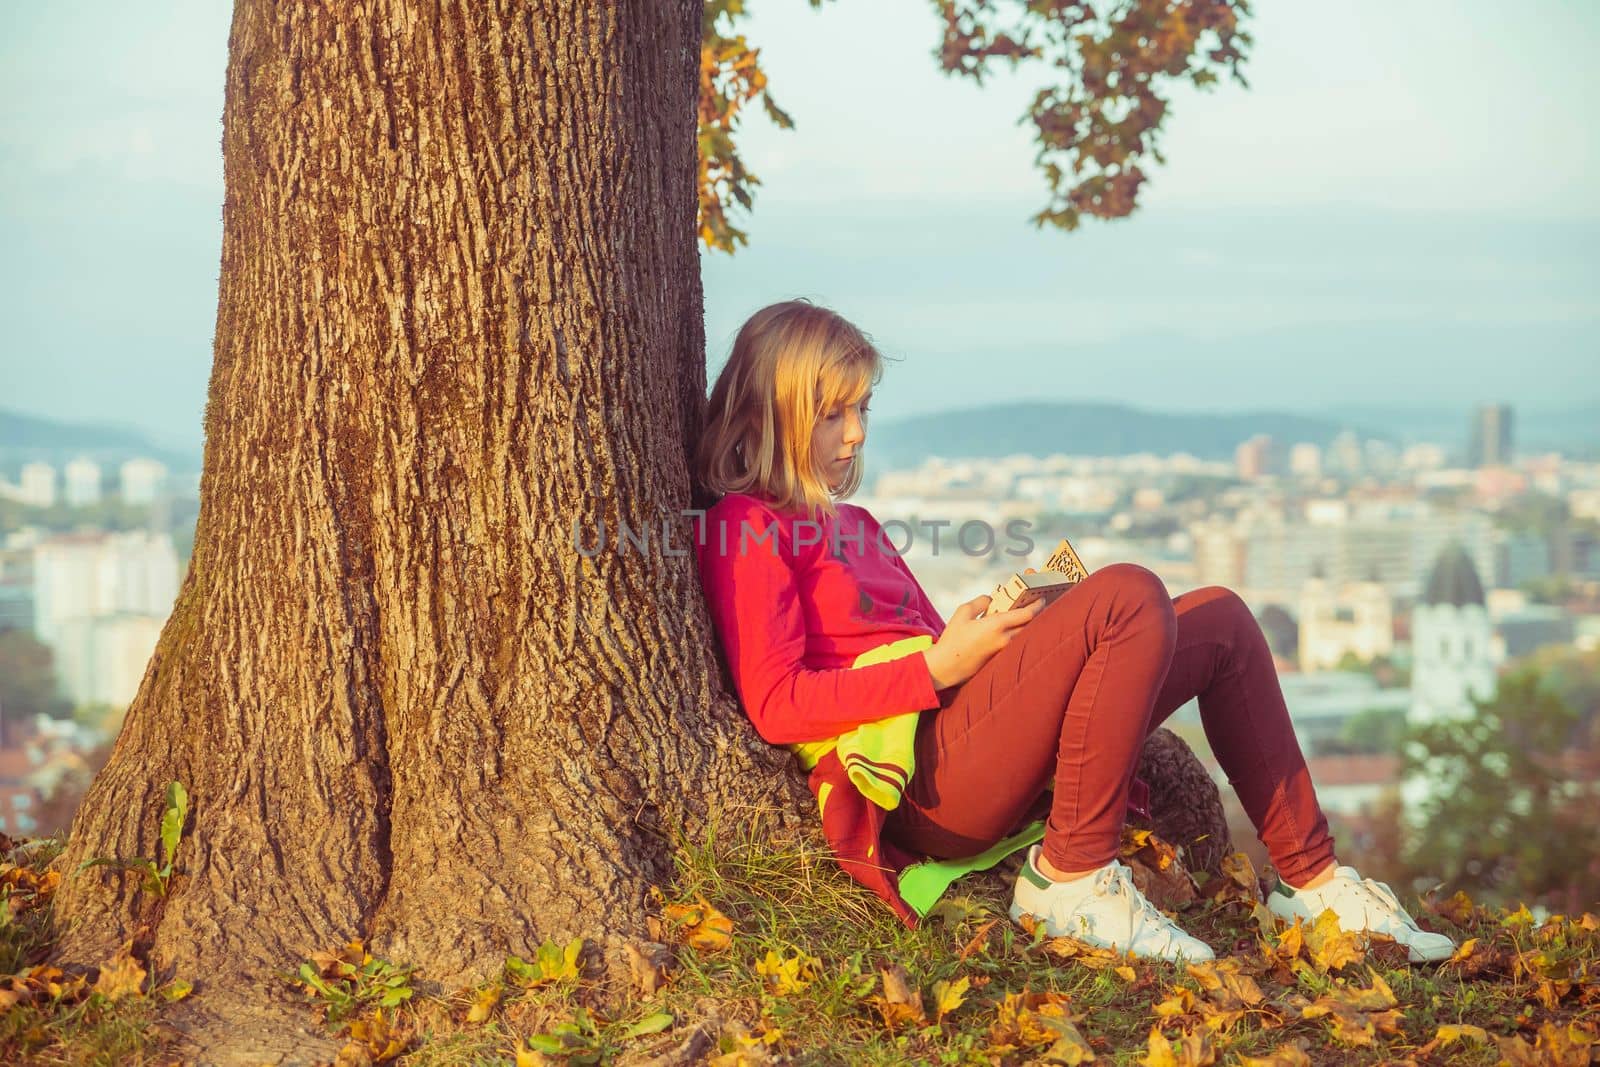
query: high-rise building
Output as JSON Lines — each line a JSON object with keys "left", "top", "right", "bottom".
{"left": 1468, "top": 404, "right": 1514, "bottom": 468}
{"left": 119, "top": 458, "right": 170, "bottom": 505}
{"left": 1328, "top": 431, "right": 1365, "bottom": 477}
{"left": 63, "top": 458, "right": 102, "bottom": 508}
{"left": 1234, "top": 435, "right": 1277, "bottom": 481}
{"left": 31, "top": 531, "right": 181, "bottom": 707}
{"left": 1288, "top": 443, "right": 1323, "bottom": 479}
{"left": 19, "top": 463, "right": 56, "bottom": 508}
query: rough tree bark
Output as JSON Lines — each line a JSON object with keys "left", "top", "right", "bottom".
{"left": 52, "top": 0, "right": 804, "bottom": 1043}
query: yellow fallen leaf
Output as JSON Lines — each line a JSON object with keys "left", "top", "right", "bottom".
{"left": 1503, "top": 903, "right": 1536, "bottom": 927}
{"left": 1142, "top": 1027, "right": 1180, "bottom": 1067}
{"left": 1141, "top": 1026, "right": 1214, "bottom": 1067}
{"left": 466, "top": 983, "right": 501, "bottom": 1023}
{"left": 1044, "top": 1017, "right": 1098, "bottom": 1064}
{"left": 1430, "top": 888, "right": 1477, "bottom": 925}
{"left": 1235, "top": 1039, "right": 1312, "bottom": 1066}
{"left": 1042, "top": 936, "right": 1121, "bottom": 967}
{"left": 867, "top": 963, "right": 925, "bottom": 1030}
{"left": 755, "top": 948, "right": 819, "bottom": 995}
{"left": 989, "top": 990, "right": 1075, "bottom": 1049}
{"left": 1186, "top": 958, "right": 1265, "bottom": 1009}
{"left": 347, "top": 1009, "right": 407, "bottom": 1063}
{"left": 1329, "top": 968, "right": 1396, "bottom": 1012}
{"left": 159, "top": 978, "right": 194, "bottom": 1002}
{"left": 1305, "top": 908, "right": 1365, "bottom": 972}
{"left": 1153, "top": 987, "right": 1197, "bottom": 1019}
{"left": 1433, "top": 1022, "right": 1489, "bottom": 1047}
{"left": 93, "top": 940, "right": 147, "bottom": 1002}
{"left": 1219, "top": 852, "right": 1257, "bottom": 895}
{"left": 662, "top": 895, "right": 734, "bottom": 953}
{"left": 1114, "top": 965, "right": 1137, "bottom": 982}
{"left": 932, "top": 976, "right": 968, "bottom": 1023}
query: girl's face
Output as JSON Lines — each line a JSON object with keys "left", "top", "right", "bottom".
{"left": 812, "top": 391, "right": 871, "bottom": 491}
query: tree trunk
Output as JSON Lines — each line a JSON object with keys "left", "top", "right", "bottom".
{"left": 52, "top": 0, "right": 804, "bottom": 1035}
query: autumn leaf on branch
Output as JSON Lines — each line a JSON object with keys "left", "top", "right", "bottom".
{"left": 930, "top": 0, "right": 1252, "bottom": 231}
{"left": 696, "top": 0, "right": 1251, "bottom": 252}
{"left": 696, "top": 0, "right": 813, "bottom": 253}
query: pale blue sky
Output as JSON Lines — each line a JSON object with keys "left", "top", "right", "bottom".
{"left": 2, "top": 0, "right": 1595, "bottom": 446}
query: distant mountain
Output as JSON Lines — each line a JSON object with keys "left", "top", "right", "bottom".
{"left": 865, "top": 402, "right": 1377, "bottom": 469}
{"left": 0, "top": 409, "right": 200, "bottom": 472}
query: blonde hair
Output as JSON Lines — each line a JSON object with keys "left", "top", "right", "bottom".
{"left": 696, "top": 299, "right": 886, "bottom": 520}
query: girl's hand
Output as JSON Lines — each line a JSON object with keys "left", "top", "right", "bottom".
{"left": 923, "top": 593, "right": 1046, "bottom": 690}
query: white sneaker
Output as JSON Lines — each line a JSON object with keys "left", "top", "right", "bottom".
{"left": 1009, "top": 846, "right": 1214, "bottom": 962}
{"left": 1267, "top": 865, "right": 1456, "bottom": 963}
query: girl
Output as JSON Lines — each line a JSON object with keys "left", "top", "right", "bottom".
{"left": 692, "top": 299, "right": 1453, "bottom": 963}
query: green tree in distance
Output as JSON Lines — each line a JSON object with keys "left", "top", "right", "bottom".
{"left": 0, "top": 628, "right": 71, "bottom": 728}
{"left": 1403, "top": 669, "right": 1600, "bottom": 912}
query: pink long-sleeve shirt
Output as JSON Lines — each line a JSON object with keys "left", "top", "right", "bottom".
{"left": 695, "top": 492, "right": 948, "bottom": 745}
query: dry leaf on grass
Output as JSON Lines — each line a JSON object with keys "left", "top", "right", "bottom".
{"left": 1295, "top": 968, "right": 1403, "bottom": 1048}
{"left": 988, "top": 989, "right": 1077, "bottom": 1051}
{"left": 1140, "top": 1026, "right": 1214, "bottom": 1067}
{"left": 465, "top": 983, "right": 501, "bottom": 1023}
{"left": 93, "top": 940, "right": 147, "bottom": 1001}
{"left": 623, "top": 940, "right": 673, "bottom": 997}
{"left": 931, "top": 976, "right": 969, "bottom": 1023}
{"left": 339, "top": 1009, "right": 408, "bottom": 1064}
{"left": 659, "top": 894, "right": 734, "bottom": 953}
{"left": 1234, "top": 1038, "right": 1313, "bottom": 1066}
{"left": 1040, "top": 934, "right": 1127, "bottom": 970}
{"left": 958, "top": 917, "right": 999, "bottom": 961}
{"left": 865, "top": 962, "right": 925, "bottom": 1029}
{"left": 1494, "top": 1022, "right": 1595, "bottom": 1067}
{"left": 754, "top": 948, "right": 819, "bottom": 995}
{"left": 1303, "top": 908, "right": 1365, "bottom": 973}
{"left": 1415, "top": 1021, "right": 1490, "bottom": 1058}
{"left": 1210, "top": 852, "right": 1259, "bottom": 905}
{"left": 1186, "top": 958, "right": 1266, "bottom": 1009}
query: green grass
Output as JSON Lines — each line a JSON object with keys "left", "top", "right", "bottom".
{"left": 3, "top": 819, "right": 1597, "bottom": 1065}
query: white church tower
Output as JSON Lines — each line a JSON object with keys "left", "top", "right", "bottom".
{"left": 1409, "top": 543, "right": 1496, "bottom": 725}
{"left": 1403, "top": 543, "right": 1497, "bottom": 825}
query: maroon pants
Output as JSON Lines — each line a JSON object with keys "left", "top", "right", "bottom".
{"left": 885, "top": 562, "right": 1336, "bottom": 885}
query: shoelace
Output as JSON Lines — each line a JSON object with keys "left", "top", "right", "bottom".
{"left": 1341, "top": 874, "right": 1422, "bottom": 934}
{"left": 1095, "top": 863, "right": 1184, "bottom": 945}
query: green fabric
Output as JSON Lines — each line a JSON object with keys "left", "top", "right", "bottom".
{"left": 898, "top": 820, "right": 1047, "bottom": 918}
{"left": 790, "top": 634, "right": 934, "bottom": 810}
{"left": 789, "top": 633, "right": 1043, "bottom": 916}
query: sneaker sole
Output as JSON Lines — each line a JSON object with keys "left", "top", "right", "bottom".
{"left": 1008, "top": 904, "right": 1214, "bottom": 963}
